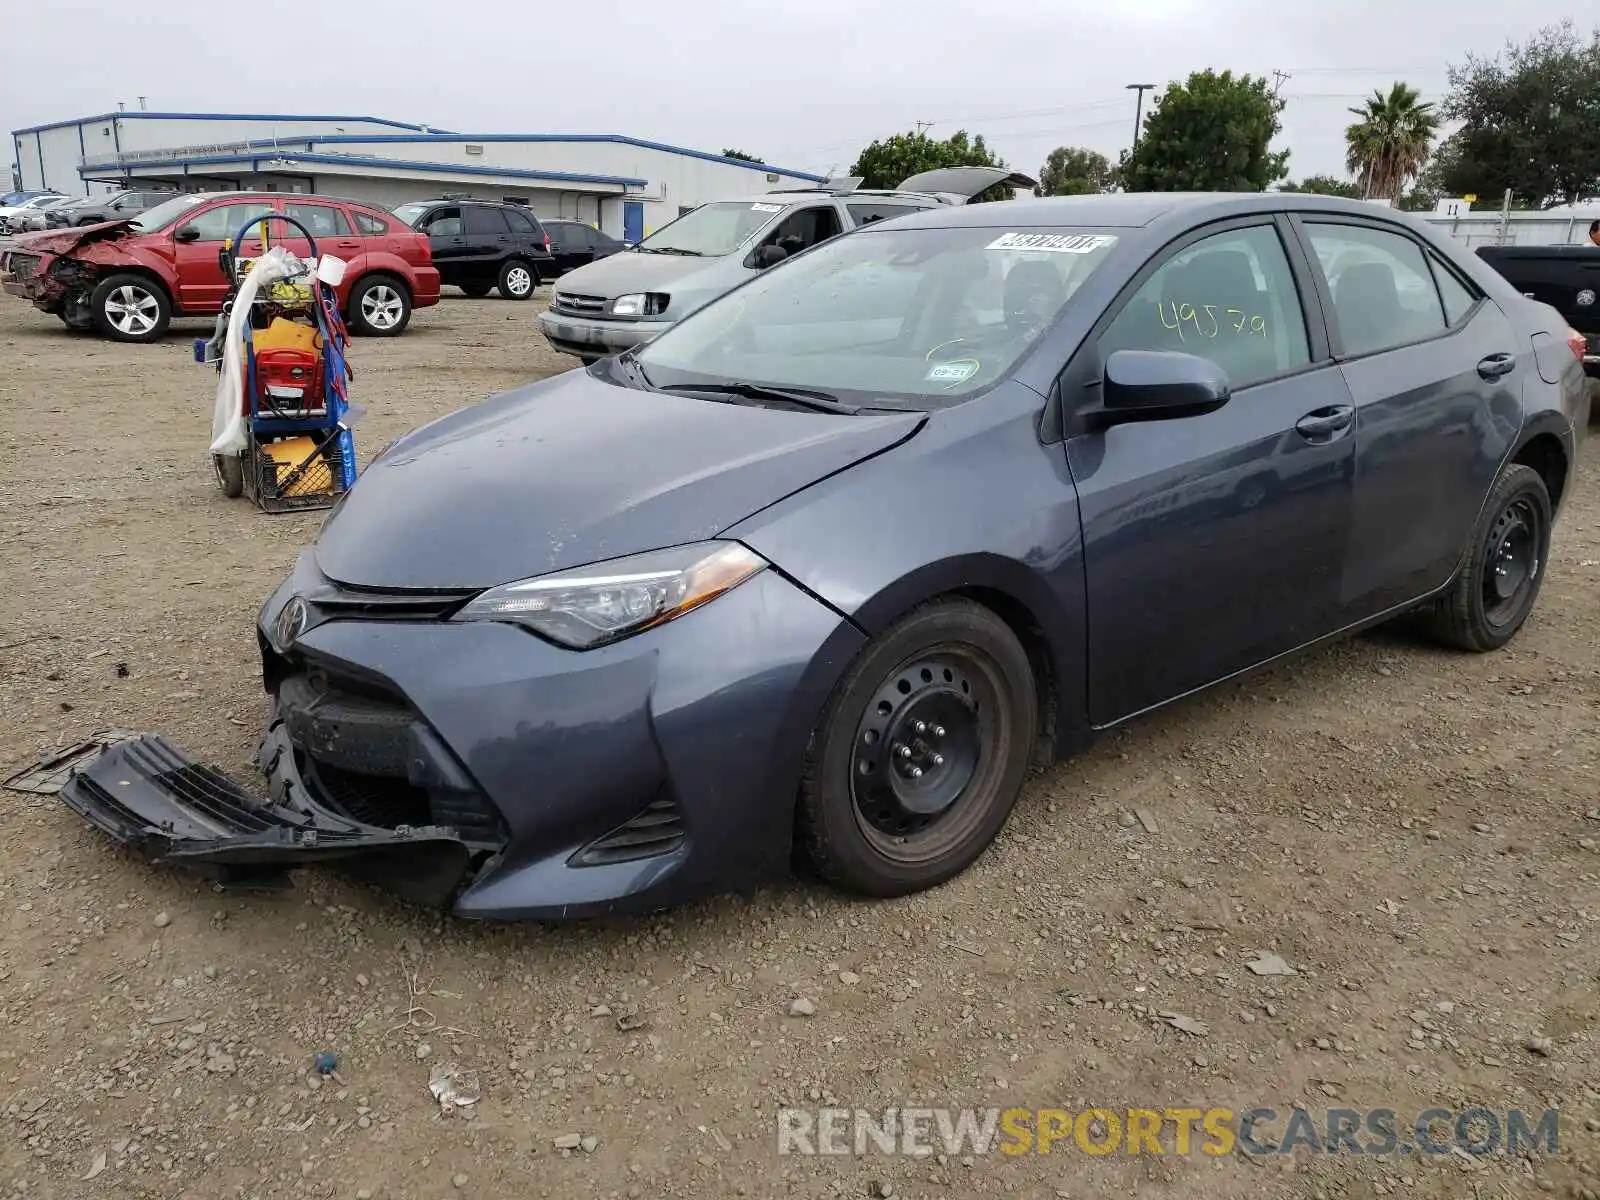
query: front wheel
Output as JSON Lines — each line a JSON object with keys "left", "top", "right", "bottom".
{"left": 798, "top": 599, "right": 1037, "bottom": 897}
{"left": 497, "top": 259, "right": 537, "bottom": 300}
{"left": 89, "top": 273, "right": 170, "bottom": 343}
{"left": 347, "top": 276, "right": 412, "bottom": 336}
{"left": 1422, "top": 462, "right": 1552, "bottom": 651}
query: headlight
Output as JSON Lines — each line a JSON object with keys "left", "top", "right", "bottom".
{"left": 610, "top": 292, "right": 668, "bottom": 318}
{"left": 453, "top": 541, "right": 767, "bottom": 649}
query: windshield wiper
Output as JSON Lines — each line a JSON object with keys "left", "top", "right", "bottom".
{"left": 657, "top": 381, "right": 861, "bottom": 415}
{"left": 635, "top": 245, "right": 703, "bottom": 256}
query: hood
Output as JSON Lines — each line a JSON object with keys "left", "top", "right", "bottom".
{"left": 896, "top": 166, "right": 1040, "bottom": 203}
{"left": 12, "top": 220, "right": 133, "bottom": 255}
{"left": 314, "top": 368, "right": 923, "bottom": 590}
{"left": 552, "top": 249, "right": 725, "bottom": 299}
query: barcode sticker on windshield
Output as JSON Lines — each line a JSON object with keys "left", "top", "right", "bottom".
{"left": 750, "top": 203, "right": 784, "bottom": 213}
{"left": 987, "top": 232, "right": 1116, "bottom": 254}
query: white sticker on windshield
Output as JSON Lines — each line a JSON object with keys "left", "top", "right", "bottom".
{"left": 750, "top": 203, "right": 784, "bottom": 213}
{"left": 986, "top": 232, "right": 1117, "bottom": 254}
{"left": 925, "top": 359, "right": 980, "bottom": 385}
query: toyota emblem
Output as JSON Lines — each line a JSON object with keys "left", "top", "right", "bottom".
{"left": 276, "top": 596, "right": 309, "bottom": 647}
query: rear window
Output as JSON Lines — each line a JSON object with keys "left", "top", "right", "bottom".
{"left": 353, "top": 210, "right": 390, "bottom": 235}
{"left": 391, "top": 202, "right": 428, "bottom": 228}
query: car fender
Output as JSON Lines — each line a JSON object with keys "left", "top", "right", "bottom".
{"left": 59, "top": 240, "right": 180, "bottom": 298}
{"left": 725, "top": 387, "right": 1091, "bottom": 759}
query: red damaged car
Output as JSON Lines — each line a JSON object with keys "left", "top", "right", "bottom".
{"left": 1, "top": 191, "right": 440, "bottom": 342}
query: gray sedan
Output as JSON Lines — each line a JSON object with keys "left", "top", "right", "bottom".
{"left": 60, "top": 192, "right": 1589, "bottom": 920}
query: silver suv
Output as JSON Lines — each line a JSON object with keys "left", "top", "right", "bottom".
{"left": 537, "top": 167, "right": 1034, "bottom": 363}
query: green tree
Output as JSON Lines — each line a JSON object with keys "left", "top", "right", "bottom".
{"left": 1120, "top": 70, "right": 1290, "bottom": 192}
{"left": 1036, "top": 146, "right": 1115, "bottom": 196}
{"left": 721, "top": 149, "right": 764, "bottom": 163}
{"left": 1442, "top": 21, "right": 1600, "bottom": 208}
{"left": 851, "top": 129, "right": 1011, "bottom": 200}
{"left": 1343, "top": 83, "right": 1439, "bottom": 201}
{"left": 1278, "top": 174, "right": 1363, "bottom": 198}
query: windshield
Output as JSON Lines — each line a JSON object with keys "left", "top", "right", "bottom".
{"left": 130, "top": 193, "right": 211, "bottom": 232}
{"left": 636, "top": 225, "right": 1120, "bottom": 404}
{"left": 392, "top": 203, "right": 428, "bottom": 228}
{"left": 635, "top": 201, "right": 790, "bottom": 257}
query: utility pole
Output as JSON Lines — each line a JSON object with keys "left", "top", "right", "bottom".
{"left": 1125, "top": 83, "right": 1156, "bottom": 149}
{"left": 913, "top": 121, "right": 933, "bottom": 137}
{"left": 1270, "top": 69, "right": 1290, "bottom": 99}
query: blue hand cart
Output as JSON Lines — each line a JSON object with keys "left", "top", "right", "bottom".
{"left": 198, "top": 212, "right": 358, "bottom": 513}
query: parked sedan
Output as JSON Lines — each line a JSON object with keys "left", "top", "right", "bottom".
{"left": 543, "top": 219, "right": 624, "bottom": 277}
{"left": 42, "top": 188, "right": 177, "bottom": 229}
{"left": 15, "top": 196, "right": 78, "bottom": 232}
{"left": 0, "top": 193, "right": 63, "bottom": 234}
{"left": 61, "top": 193, "right": 1588, "bottom": 919}
{"left": 3, "top": 192, "right": 439, "bottom": 340}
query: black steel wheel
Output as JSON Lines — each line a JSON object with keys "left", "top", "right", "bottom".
{"left": 799, "top": 598, "right": 1037, "bottom": 896}
{"left": 1423, "top": 462, "right": 1552, "bottom": 651}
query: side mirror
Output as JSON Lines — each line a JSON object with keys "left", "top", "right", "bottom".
{"left": 752, "top": 244, "right": 789, "bottom": 269}
{"left": 1098, "top": 349, "right": 1230, "bottom": 424}
{"left": 174, "top": 225, "right": 200, "bottom": 243}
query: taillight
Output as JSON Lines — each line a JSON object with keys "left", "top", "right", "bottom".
{"left": 543, "top": 233, "right": 552, "bottom": 251}
{"left": 1569, "top": 328, "right": 1587, "bottom": 361}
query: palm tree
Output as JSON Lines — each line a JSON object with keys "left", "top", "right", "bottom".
{"left": 1344, "top": 83, "right": 1440, "bottom": 201}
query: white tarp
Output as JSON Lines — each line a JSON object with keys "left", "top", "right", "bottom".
{"left": 208, "top": 246, "right": 309, "bottom": 455}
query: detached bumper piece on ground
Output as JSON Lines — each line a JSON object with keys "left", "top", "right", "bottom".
{"left": 34, "top": 733, "right": 473, "bottom": 905}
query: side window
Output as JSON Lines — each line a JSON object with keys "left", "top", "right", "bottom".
{"left": 767, "top": 206, "right": 842, "bottom": 256}
{"left": 184, "top": 201, "right": 276, "bottom": 242}
{"left": 847, "top": 201, "right": 917, "bottom": 227}
{"left": 1098, "top": 223, "right": 1311, "bottom": 389}
{"left": 421, "top": 206, "right": 463, "bottom": 236}
{"left": 352, "top": 210, "right": 390, "bottom": 236}
{"left": 463, "top": 206, "right": 510, "bottom": 235}
{"left": 1428, "top": 254, "right": 1480, "bottom": 326}
{"left": 284, "top": 203, "right": 352, "bottom": 238}
{"left": 504, "top": 208, "right": 539, "bottom": 235}
{"left": 1303, "top": 222, "right": 1447, "bottom": 356}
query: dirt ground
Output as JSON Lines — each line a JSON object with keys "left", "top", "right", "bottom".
{"left": 2, "top": 289, "right": 1599, "bottom": 1200}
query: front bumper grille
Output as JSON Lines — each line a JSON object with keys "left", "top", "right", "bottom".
{"left": 5, "top": 253, "right": 39, "bottom": 282}
{"left": 275, "top": 667, "right": 506, "bottom": 845}
{"left": 570, "top": 790, "right": 686, "bottom": 867}
{"left": 551, "top": 291, "right": 610, "bottom": 318}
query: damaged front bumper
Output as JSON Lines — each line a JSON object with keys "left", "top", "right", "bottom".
{"left": 53, "top": 731, "right": 474, "bottom": 907}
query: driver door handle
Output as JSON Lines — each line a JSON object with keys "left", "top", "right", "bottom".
{"left": 1295, "top": 405, "right": 1354, "bottom": 441}
{"left": 1477, "top": 352, "right": 1516, "bottom": 380}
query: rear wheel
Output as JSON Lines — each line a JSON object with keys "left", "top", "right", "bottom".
{"left": 458, "top": 283, "right": 492, "bottom": 298}
{"left": 212, "top": 453, "right": 243, "bottom": 498}
{"left": 89, "top": 273, "right": 170, "bottom": 343}
{"left": 1422, "top": 463, "right": 1551, "bottom": 651}
{"left": 498, "top": 259, "right": 537, "bottom": 300}
{"left": 347, "top": 276, "right": 411, "bottom": 336}
{"left": 798, "top": 599, "right": 1037, "bottom": 897}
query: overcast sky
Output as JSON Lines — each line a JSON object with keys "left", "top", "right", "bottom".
{"left": 1, "top": 0, "right": 1584, "bottom": 185}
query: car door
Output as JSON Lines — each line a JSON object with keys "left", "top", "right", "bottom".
{"left": 171, "top": 198, "right": 276, "bottom": 312}
{"left": 418, "top": 206, "right": 468, "bottom": 285}
{"left": 590, "top": 228, "right": 623, "bottom": 261}
{"left": 757, "top": 204, "right": 844, "bottom": 265}
{"left": 1293, "top": 217, "right": 1525, "bottom": 618}
{"left": 548, "top": 222, "right": 594, "bottom": 274}
{"left": 279, "top": 201, "right": 364, "bottom": 274}
{"left": 461, "top": 205, "right": 512, "bottom": 285}
{"left": 1064, "top": 217, "right": 1358, "bottom": 724}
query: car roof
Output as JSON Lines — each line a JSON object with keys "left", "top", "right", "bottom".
{"left": 884, "top": 191, "right": 1423, "bottom": 230}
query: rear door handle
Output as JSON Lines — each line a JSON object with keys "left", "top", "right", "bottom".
{"left": 1295, "top": 405, "right": 1355, "bottom": 440}
{"left": 1477, "top": 352, "right": 1516, "bottom": 380}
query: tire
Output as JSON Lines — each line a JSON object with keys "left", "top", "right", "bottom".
{"left": 798, "top": 598, "right": 1038, "bottom": 897}
{"left": 89, "top": 273, "right": 171, "bottom": 343}
{"left": 212, "top": 453, "right": 243, "bottom": 498}
{"left": 1422, "top": 462, "right": 1552, "bottom": 652}
{"left": 347, "top": 275, "right": 412, "bottom": 337}
{"left": 497, "top": 259, "right": 537, "bottom": 301}
{"left": 458, "top": 283, "right": 492, "bottom": 298}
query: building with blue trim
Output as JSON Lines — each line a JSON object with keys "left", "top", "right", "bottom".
{"left": 11, "top": 111, "right": 825, "bottom": 241}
